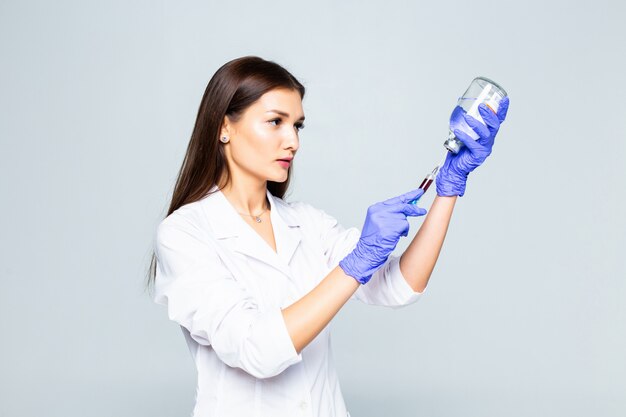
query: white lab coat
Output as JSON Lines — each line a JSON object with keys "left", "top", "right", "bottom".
{"left": 153, "top": 184, "right": 424, "bottom": 417}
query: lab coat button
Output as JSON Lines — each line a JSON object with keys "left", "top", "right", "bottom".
{"left": 299, "top": 400, "right": 308, "bottom": 410}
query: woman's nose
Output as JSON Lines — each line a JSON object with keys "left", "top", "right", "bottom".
{"left": 284, "top": 131, "right": 299, "bottom": 151}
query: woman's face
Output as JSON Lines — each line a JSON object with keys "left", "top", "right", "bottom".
{"left": 221, "top": 88, "right": 305, "bottom": 184}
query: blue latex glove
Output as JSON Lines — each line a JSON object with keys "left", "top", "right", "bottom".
{"left": 436, "top": 97, "right": 510, "bottom": 197}
{"left": 339, "top": 188, "right": 427, "bottom": 284}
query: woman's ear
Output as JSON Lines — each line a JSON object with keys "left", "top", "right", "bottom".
{"left": 220, "top": 116, "right": 230, "bottom": 138}
{"left": 221, "top": 115, "right": 238, "bottom": 139}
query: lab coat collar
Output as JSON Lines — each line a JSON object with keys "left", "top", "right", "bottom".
{"left": 200, "top": 184, "right": 302, "bottom": 278}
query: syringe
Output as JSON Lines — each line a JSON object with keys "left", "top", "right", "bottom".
{"left": 409, "top": 163, "right": 443, "bottom": 205}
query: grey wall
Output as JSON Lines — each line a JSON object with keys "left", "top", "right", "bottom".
{"left": 1, "top": 0, "right": 624, "bottom": 416}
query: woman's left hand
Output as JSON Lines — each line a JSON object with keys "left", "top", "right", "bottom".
{"left": 436, "top": 96, "right": 510, "bottom": 197}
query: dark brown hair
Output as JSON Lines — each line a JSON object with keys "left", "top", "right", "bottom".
{"left": 144, "top": 56, "right": 305, "bottom": 294}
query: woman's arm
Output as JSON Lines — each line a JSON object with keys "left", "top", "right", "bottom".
{"left": 400, "top": 97, "right": 510, "bottom": 293}
{"left": 399, "top": 195, "right": 457, "bottom": 292}
{"left": 282, "top": 195, "right": 456, "bottom": 354}
{"left": 400, "top": 98, "right": 510, "bottom": 292}
{"left": 281, "top": 194, "right": 452, "bottom": 354}
{"left": 282, "top": 265, "right": 359, "bottom": 354}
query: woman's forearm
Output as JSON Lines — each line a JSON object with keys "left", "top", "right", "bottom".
{"left": 399, "top": 195, "right": 457, "bottom": 292}
{"left": 282, "top": 265, "right": 359, "bottom": 354}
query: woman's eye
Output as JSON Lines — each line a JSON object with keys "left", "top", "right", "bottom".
{"left": 269, "top": 118, "right": 304, "bottom": 132}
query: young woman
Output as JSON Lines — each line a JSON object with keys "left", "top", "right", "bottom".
{"left": 147, "top": 56, "right": 509, "bottom": 417}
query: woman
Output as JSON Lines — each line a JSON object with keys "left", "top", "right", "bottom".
{"left": 147, "top": 56, "right": 509, "bottom": 417}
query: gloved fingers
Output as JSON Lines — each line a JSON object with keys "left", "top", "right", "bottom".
{"left": 453, "top": 128, "right": 484, "bottom": 153}
{"left": 465, "top": 108, "right": 498, "bottom": 148}
{"left": 497, "top": 97, "right": 510, "bottom": 123}
{"left": 382, "top": 187, "right": 424, "bottom": 206}
{"left": 478, "top": 104, "right": 501, "bottom": 135}
{"left": 463, "top": 112, "right": 491, "bottom": 139}
{"left": 397, "top": 203, "right": 427, "bottom": 217}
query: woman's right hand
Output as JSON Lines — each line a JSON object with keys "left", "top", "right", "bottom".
{"left": 338, "top": 188, "right": 427, "bottom": 284}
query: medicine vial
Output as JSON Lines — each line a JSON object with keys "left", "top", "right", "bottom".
{"left": 444, "top": 76, "right": 508, "bottom": 154}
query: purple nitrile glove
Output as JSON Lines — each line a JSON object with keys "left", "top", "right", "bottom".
{"left": 436, "top": 97, "right": 510, "bottom": 197}
{"left": 338, "top": 188, "right": 427, "bottom": 284}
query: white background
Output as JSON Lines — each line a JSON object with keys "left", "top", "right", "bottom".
{"left": 1, "top": 1, "right": 625, "bottom": 416}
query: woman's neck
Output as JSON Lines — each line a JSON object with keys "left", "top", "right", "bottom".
{"left": 219, "top": 179, "right": 269, "bottom": 215}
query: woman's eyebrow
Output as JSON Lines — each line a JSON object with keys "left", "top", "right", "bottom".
{"left": 266, "top": 109, "right": 305, "bottom": 121}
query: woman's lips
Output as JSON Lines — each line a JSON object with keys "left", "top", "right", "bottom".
{"left": 277, "top": 160, "right": 291, "bottom": 168}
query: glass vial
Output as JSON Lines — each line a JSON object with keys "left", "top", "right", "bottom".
{"left": 444, "top": 76, "right": 508, "bottom": 154}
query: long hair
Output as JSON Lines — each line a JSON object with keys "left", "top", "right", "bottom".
{"left": 144, "top": 56, "right": 305, "bottom": 294}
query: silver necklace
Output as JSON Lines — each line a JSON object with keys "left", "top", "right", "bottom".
{"left": 237, "top": 206, "right": 269, "bottom": 223}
